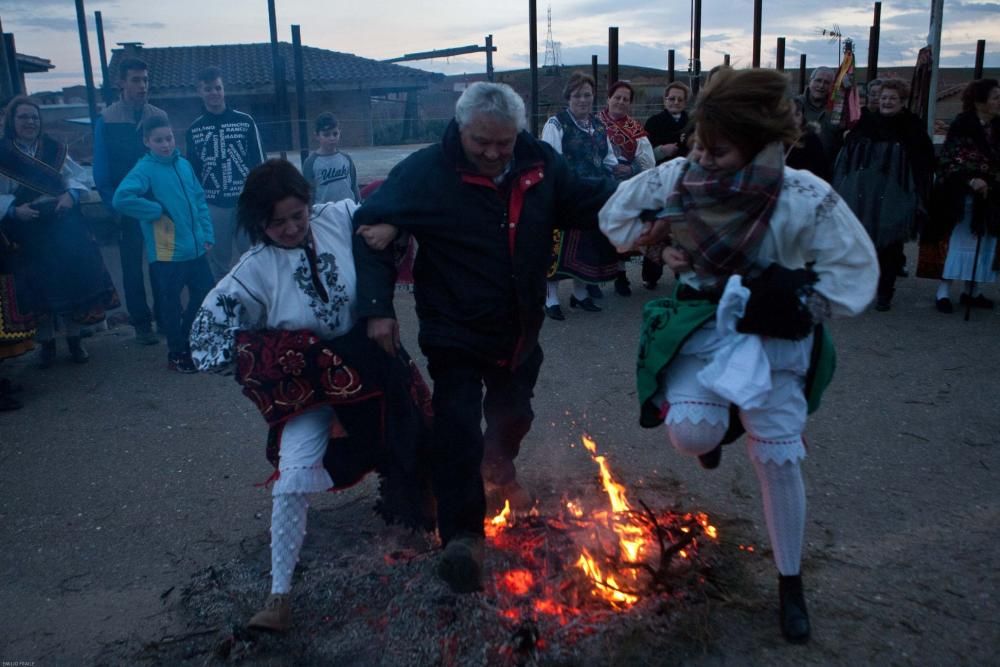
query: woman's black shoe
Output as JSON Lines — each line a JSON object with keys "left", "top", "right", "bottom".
{"left": 960, "top": 293, "right": 995, "bottom": 309}
{"left": 67, "top": 337, "right": 89, "bottom": 364}
{"left": 935, "top": 298, "right": 954, "bottom": 314}
{"left": 544, "top": 305, "right": 565, "bottom": 321}
{"left": 698, "top": 445, "right": 722, "bottom": 469}
{"left": 570, "top": 296, "right": 601, "bottom": 312}
{"left": 779, "top": 574, "right": 811, "bottom": 644}
{"left": 614, "top": 272, "right": 632, "bottom": 297}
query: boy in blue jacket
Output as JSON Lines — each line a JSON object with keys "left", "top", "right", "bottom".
{"left": 113, "top": 115, "right": 215, "bottom": 372}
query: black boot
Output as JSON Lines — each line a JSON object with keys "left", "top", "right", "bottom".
{"left": 698, "top": 445, "right": 722, "bottom": 469}
{"left": 614, "top": 271, "right": 632, "bottom": 297}
{"left": 37, "top": 340, "right": 56, "bottom": 369}
{"left": 779, "top": 574, "right": 811, "bottom": 643}
{"left": 67, "top": 336, "right": 89, "bottom": 364}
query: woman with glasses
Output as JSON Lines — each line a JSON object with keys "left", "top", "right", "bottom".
{"left": 641, "top": 82, "right": 693, "bottom": 289}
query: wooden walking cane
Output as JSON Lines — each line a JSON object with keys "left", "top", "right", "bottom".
{"left": 964, "top": 232, "right": 982, "bottom": 322}
{"left": 964, "top": 187, "right": 988, "bottom": 322}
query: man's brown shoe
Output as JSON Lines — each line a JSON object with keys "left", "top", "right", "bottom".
{"left": 437, "top": 534, "right": 484, "bottom": 593}
{"left": 248, "top": 593, "right": 291, "bottom": 632}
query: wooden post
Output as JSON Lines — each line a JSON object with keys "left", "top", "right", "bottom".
{"left": 752, "top": 0, "right": 763, "bottom": 68}
{"left": 268, "top": 0, "right": 289, "bottom": 154}
{"left": 591, "top": 55, "right": 598, "bottom": 112}
{"left": 486, "top": 34, "right": 494, "bottom": 82}
{"left": 870, "top": 2, "right": 882, "bottom": 80}
{"left": 529, "top": 0, "right": 539, "bottom": 136}
{"left": 95, "top": 11, "right": 113, "bottom": 104}
{"left": 0, "top": 17, "right": 16, "bottom": 100}
{"left": 74, "top": 0, "right": 99, "bottom": 132}
{"left": 692, "top": 0, "right": 702, "bottom": 96}
{"left": 776, "top": 38, "right": 786, "bottom": 71}
{"left": 974, "top": 40, "right": 986, "bottom": 79}
{"left": 608, "top": 26, "right": 619, "bottom": 88}
{"left": 291, "top": 25, "right": 309, "bottom": 164}
{"left": 723, "top": 53, "right": 730, "bottom": 67}
{"left": 799, "top": 54, "right": 808, "bottom": 94}
{"left": 1, "top": 33, "right": 19, "bottom": 96}
{"left": 667, "top": 49, "right": 675, "bottom": 83}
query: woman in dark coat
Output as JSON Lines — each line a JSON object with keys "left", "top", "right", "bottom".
{"left": 0, "top": 96, "right": 118, "bottom": 365}
{"left": 917, "top": 78, "right": 1000, "bottom": 312}
{"left": 832, "top": 78, "right": 935, "bottom": 310}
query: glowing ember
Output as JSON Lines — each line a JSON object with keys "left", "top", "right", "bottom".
{"left": 500, "top": 569, "right": 535, "bottom": 596}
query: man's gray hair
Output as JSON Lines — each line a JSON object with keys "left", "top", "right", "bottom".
{"left": 455, "top": 82, "right": 527, "bottom": 131}
{"left": 810, "top": 66, "right": 834, "bottom": 81}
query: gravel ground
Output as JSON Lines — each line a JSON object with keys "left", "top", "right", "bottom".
{"left": 1, "top": 225, "right": 998, "bottom": 665}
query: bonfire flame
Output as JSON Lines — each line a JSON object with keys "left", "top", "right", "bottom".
{"left": 485, "top": 499, "right": 512, "bottom": 539}
{"left": 483, "top": 434, "right": 719, "bottom": 621}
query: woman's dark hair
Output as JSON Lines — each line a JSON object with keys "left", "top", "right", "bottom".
{"left": 607, "top": 80, "right": 634, "bottom": 102}
{"left": 237, "top": 159, "right": 312, "bottom": 244}
{"left": 962, "top": 78, "right": 1000, "bottom": 113}
{"left": 693, "top": 68, "right": 797, "bottom": 160}
{"left": 563, "top": 71, "right": 595, "bottom": 100}
{"left": 2, "top": 95, "right": 42, "bottom": 140}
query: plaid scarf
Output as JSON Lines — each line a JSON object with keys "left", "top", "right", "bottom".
{"left": 659, "top": 142, "right": 785, "bottom": 277}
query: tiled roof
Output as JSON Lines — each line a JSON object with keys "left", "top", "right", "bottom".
{"left": 108, "top": 42, "right": 441, "bottom": 94}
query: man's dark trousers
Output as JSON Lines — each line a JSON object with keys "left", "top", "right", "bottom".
{"left": 120, "top": 216, "right": 157, "bottom": 332}
{"left": 424, "top": 345, "right": 543, "bottom": 544}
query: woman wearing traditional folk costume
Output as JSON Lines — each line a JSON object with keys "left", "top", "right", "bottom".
{"left": 917, "top": 78, "right": 1000, "bottom": 313}
{"left": 541, "top": 71, "right": 620, "bottom": 319}
{"left": 598, "top": 80, "right": 655, "bottom": 297}
{"left": 0, "top": 96, "right": 119, "bottom": 367}
{"left": 189, "top": 159, "right": 433, "bottom": 633}
{"left": 0, "top": 228, "right": 34, "bottom": 411}
{"left": 599, "top": 69, "right": 878, "bottom": 643}
{"left": 832, "top": 78, "right": 935, "bottom": 311}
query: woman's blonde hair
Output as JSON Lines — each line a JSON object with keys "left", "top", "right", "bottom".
{"left": 693, "top": 68, "right": 798, "bottom": 159}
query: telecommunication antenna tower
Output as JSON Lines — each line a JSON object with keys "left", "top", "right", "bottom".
{"left": 543, "top": 5, "right": 562, "bottom": 69}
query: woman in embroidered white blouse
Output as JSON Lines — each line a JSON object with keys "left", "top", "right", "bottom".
{"left": 599, "top": 69, "right": 878, "bottom": 645}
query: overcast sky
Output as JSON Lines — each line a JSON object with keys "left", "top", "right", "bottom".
{"left": 8, "top": 0, "right": 1000, "bottom": 93}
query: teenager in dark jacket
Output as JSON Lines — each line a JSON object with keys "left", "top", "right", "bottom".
{"left": 93, "top": 57, "right": 166, "bottom": 345}
{"left": 185, "top": 66, "right": 265, "bottom": 280}
{"left": 353, "top": 82, "right": 616, "bottom": 594}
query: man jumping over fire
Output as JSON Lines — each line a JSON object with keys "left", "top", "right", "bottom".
{"left": 354, "top": 82, "right": 617, "bottom": 593}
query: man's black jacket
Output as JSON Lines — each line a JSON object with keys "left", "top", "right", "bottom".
{"left": 354, "top": 119, "right": 617, "bottom": 368}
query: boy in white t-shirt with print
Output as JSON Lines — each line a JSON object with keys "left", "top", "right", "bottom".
{"left": 301, "top": 112, "right": 360, "bottom": 204}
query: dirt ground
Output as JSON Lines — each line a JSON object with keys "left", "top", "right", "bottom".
{"left": 1, "top": 226, "right": 998, "bottom": 664}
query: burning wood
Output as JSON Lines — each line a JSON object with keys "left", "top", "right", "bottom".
{"left": 485, "top": 435, "right": 718, "bottom": 653}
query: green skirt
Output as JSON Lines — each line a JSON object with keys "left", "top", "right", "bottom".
{"left": 636, "top": 295, "right": 836, "bottom": 442}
